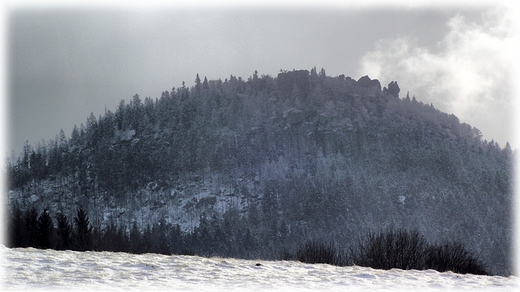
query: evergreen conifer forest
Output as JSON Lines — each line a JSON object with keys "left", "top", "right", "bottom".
{"left": 5, "top": 68, "right": 514, "bottom": 275}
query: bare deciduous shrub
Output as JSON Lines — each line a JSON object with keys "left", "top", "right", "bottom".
{"left": 353, "top": 229, "right": 427, "bottom": 270}
{"left": 425, "top": 242, "right": 488, "bottom": 275}
{"left": 285, "top": 241, "right": 351, "bottom": 266}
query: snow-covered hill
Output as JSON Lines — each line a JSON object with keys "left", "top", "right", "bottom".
{"left": 6, "top": 70, "right": 514, "bottom": 275}
{"left": 2, "top": 246, "right": 516, "bottom": 291}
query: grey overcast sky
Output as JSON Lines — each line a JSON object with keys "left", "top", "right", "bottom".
{"left": 4, "top": 1, "right": 520, "bottom": 155}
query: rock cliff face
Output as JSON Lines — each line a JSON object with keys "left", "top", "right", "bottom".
{"left": 357, "top": 75, "right": 382, "bottom": 91}
{"left": 384, "top": 81, "right": 400, "bottom": 98}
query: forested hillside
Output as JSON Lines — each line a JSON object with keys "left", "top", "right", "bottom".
{"left": 5, "top": 68, "right": 514, "bottom": 275}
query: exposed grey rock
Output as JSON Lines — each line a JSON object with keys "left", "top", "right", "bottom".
{"left": 284, "top": 108, "right": 305, "bottom": 125}
{"left": 357, "top": 75, "right": 382, "bottom": 92}
{"left": 383, "top": 81, "right": 400, "bottom": 98}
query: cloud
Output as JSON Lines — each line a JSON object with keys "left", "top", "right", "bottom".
{"left": 358, "top": 7, "right": 517, "bottom": 147}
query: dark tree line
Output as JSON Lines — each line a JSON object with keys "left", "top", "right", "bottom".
{"left": 8, "top": 206, "right": 92, "bottom": 251}
{"left": 8, "top": 207, "right": 488, "bottom": 275}
{"left": 6, "top": 206, "right": 265, "bottom": 258}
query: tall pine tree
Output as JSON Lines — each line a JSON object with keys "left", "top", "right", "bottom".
{"left": 36, "top": 208, "right": 54, "bottom": 249}
{"left": 56, "top": 212, "right": 72, "bottom": 250}
{"left": 74, "top": 208, "right": 92, "bottom": 251}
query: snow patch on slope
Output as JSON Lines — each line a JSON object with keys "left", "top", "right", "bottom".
{"left": 7, "top": 173, "right": 250, "bottom": 234}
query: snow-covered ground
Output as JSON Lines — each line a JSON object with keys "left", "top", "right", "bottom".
{"left": 1, "top": 245, "right": 517, "bottom": 291}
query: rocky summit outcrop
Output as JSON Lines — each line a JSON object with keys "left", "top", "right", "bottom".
{"left": 383, "top": 81, "right": 400, "bottom": 98}
{"left": 357, "top": 75, "right": 382, "bottom": 91}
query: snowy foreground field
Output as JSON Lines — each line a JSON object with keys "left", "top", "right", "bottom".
{"left": 1, "top": 245, "right": 517, "bottom": 291}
